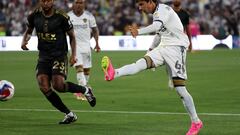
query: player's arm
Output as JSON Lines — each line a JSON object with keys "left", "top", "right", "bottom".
{"left": 66, "top": 28, "right": 77, "bottom": 66}
{"left": 21, "top": 12, "right": 34, "bottom": 50}
{"left": 21, "top": 27, "right": 33, "bottom": 50}
{"left": 92, "top": 27, "right": 100, "bottom": 52}
{"left": 129, "top": 5, "right": 171, "bottom": 38}
{"left": 186, "top": 23, "right": 192, "bottom": 51}
{"left": 129, "top": 21, "right": 163, "bottom": 38}
{"left": 149, "top": 33, "right": 161, "bottom": 51}
{"left": 184, "top": 11, "right": 192, "bottom": 51}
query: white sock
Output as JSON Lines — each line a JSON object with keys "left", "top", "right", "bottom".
{"left": 77, "top": 72, "right": 87, "bottom": 86}
{"left": 175, "top": 86, "right": 200, "bottom": 123}
{"left": 115, "top": 58, "right": 147, "bottom": 78}
{"left": 84, "top": 75, "right": 90, "bottom": 84}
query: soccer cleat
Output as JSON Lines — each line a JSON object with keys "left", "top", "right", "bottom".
{"left": 59, "top": 112, "right": 77, "bottom": 124}
{"left": 84, "top": 87, "right": 96, "bottom": 107}
{"left": 74, "top": 93, "right": 87, "bottom": 101}
{"left": 186, "top": 120, "right": 203, "bottom": 135}
{"left": 101, "top": 56, "right": 115, "bottom": 81}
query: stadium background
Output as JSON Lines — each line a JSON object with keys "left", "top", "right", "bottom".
{"left": 0, "top": 0, "right": 239, "bottom": 42}
{"left": 1, "top": 0, "right": 240, "bottom": 135}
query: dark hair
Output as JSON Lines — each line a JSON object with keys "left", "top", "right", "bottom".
{"left": 136, "top": 0, "right": 158, "bottom": 3}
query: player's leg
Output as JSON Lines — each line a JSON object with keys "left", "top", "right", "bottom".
{"left": 173, "top": 78, "right": 203, "bottom": 135}
{"left": 73, "top": 53, "right": 87, "bottom": 100}
{"left": 37, "top": 74, "right": 72, "bottom": 115}
{"left": 82, "top": 52, "right": 92, "bottom": 85}
{"left": 36, "top": 61, "right": 76, "bottom": 124}
{"left": 166, "top": 65, "right": 174, "bottom": 89}
{"left": 76, "top": 65, "right": 87, "bottom": 86}
{"left": 101, "top": 55, "right": 155, "bottom": 81}
{"left": 74, "top": 65, "right": 87, "bottom": 100}
{"left": 74, "top": 53, "right": 92, "bottom": 100}
{"left": 164, "top": 46, "right": 202, "bottom": 134}
{"left": 52, "top": 56, "right": 96, "bottom": 107}
{"left": 114, "top": 56, "right": 152, "bottom": 78}
{"left": 84, "top": 68, "right": 90, "bottom": 84}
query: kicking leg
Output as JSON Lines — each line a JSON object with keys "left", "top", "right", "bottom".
{"left": 102, "top": 56, "right": 154, "bottom": 81}
{"left": 115, "top": 58, "right": 147, "bottom": 78}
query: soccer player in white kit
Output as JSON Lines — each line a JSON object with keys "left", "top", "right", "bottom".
{"left": 68, "top": 0, "right": 100, "bottom": 100}
{"left": 101, "top": 0, "right": 203, "bottom": 134}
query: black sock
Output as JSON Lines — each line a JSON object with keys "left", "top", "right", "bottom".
{"left": 65, "top": 82, "right": 86, "bottom": 94}
{"left": 44, "top": 90, "right": 70, "bottom": 114}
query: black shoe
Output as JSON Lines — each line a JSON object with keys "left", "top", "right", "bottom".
{"left": 85, "top": 87, "right": 96, "bottom": 107}
{"left": 59, "top": 112, "right": 77, "bottom": 124}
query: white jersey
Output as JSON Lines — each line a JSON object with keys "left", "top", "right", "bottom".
{"left": 154, "top": 4, "right": 189, "bottom": 48}
{"left": 68, "top": 11, "right": 97, "bottom": 53}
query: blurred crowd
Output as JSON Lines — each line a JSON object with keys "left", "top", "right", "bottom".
{"left": 0, "top": 0, "right": 239, "bottom": 39}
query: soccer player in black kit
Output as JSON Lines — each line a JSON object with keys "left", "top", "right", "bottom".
{"left": 21, "top": 0, "right": 96, "bottom": 124}
{"left": 172, "top": 0, "right": 192, "bottom": 52}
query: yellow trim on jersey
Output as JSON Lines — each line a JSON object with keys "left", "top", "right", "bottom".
{"left": 55, "top": 9, "right": 69, "bottom": 19}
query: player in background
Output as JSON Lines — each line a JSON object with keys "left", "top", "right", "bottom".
{"left": 21, "top": 0, "right": 96, "bottom": 124}
{"left": 101, "top": 0, "right": 203, "bottom": 134}
{"left": 172, "top": 0, "right": 192, "bottom": 52}
{"left": 68, "top": 0, "right": 100, "bottom": 100}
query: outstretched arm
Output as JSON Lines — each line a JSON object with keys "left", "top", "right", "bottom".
{"left": 129, "top": 21, "right": 163, "bottom": 38}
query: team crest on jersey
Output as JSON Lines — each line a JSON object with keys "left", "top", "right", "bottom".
{"left": 83, "top": 18, "right": 87, "bottom": 23}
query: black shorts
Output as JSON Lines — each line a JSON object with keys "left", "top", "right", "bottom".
{"left": 36, "top": 56, "right": 68, "bottom": 79}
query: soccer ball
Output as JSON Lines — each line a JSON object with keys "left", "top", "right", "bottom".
{"left": 0, "top": 80, "right": 15, "bottom": 101}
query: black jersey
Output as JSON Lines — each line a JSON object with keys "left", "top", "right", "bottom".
{"left": 27, "top": 7, "right": 73, "bottom": 59}
{"left": 175, "top": 9, "right": 190, "bottom": 30}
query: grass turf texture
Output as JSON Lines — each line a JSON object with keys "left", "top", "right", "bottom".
{"left": 0, "top": 50, "right": 240, "bottom": 135}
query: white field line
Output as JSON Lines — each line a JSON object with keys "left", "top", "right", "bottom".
{"left": 0, "top": 108, "right": 240, "bottom": 116}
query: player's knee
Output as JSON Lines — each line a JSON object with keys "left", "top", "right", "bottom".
{"left": 172, "top": 77, "right": 186, "bottom": 87}
{"left": 39, "top": 85, "right": 50, "bottom": 93}
{"left": 143, "top": 56, "right": 155, "bottom": 69}
{"left": 52, "top": 82, "right": 65, "bottom": 92}
{"left": 76, "top": 66, "right": 84, "bottom": 73}
{"left": 84, "top": 68, "right": 90, "bottom": 75}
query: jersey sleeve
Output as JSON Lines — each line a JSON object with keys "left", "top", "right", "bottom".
{"left": 153, "top": 5, "right": 171, "bottom": 25}
{"left": 62, "top": 15, "right": 73, "bottom": 32}
{"left": 89, "top": 14, "right": 97, "bottom": 28}
{"left": 26, "top": 12, "right": 35, "bottom": 29}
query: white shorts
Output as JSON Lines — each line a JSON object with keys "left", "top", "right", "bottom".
{"left": 74, "top": 52, "right": 92, "bottom": 68}
{"left": 146, "top": 46, "right": 187, "bottom": 80}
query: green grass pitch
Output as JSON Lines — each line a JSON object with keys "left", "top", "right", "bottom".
{"left": 0, "top": 50, "right": 240, "bottom": 135}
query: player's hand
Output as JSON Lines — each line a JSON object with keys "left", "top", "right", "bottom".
{"left": 94, "top": 44, "right": 101, "bottom": 53}
{"left": 21, "top": 42, "right": 29, "bottom": 50}
{"left": 188, "top": 42, "right": 192, "bottom": 52}
{"left": 128, "top": 24, "right": 138, "bottom": 38}
{"left": 69, "top": 55, "right": 77, "bottom": 67}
